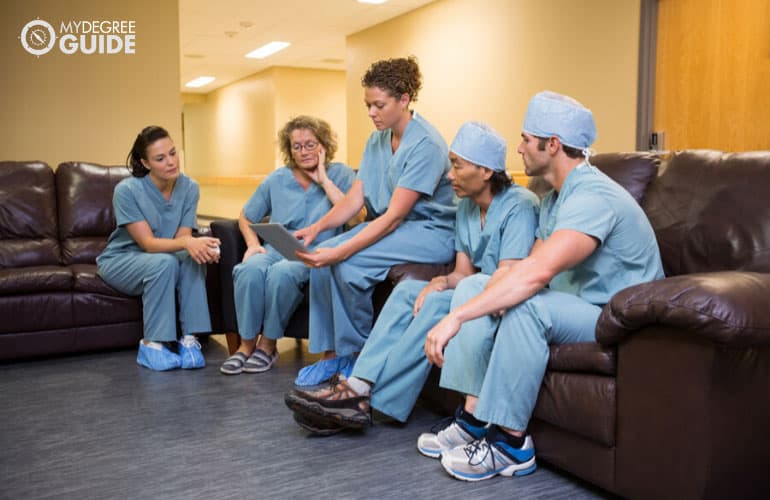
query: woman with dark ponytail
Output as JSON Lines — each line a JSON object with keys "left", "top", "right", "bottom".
{"left": 97, "top": 126, "right": 220, "bottom": 371}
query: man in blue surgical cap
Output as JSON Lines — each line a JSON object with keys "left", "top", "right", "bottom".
{"left": 419, "top": 91, "right": 664, "bottom": 481}
{"left": 286, "top": 121, "right": 540, "bottom": 434}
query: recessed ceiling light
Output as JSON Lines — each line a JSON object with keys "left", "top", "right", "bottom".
{"left": 245, "top": 41, "right": 290, "bottom": 59}
{"left": 358, "top": 0, "right": 388, "bottom": 4}
{"left": 185, "top": 76, "right": 215, "bottom": 88}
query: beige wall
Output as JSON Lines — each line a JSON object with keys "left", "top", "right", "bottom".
{"left": 0, "top": 0, "right": 181, "bottom": 168}
{"left": 184, "top": 67, "right": 346, "bottom": 217}
{"left": 346, "top": 0, "right": 641, "bottom": 171}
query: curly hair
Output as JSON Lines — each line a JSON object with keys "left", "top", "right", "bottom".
{"left": 126, "top": 125, "right": 170, "bottom": 177}
{"left": 277, "top": 115, "right": 338, "bottom": 168}
{"left": 361, "top": 56, "right": 422, "bottom": 102}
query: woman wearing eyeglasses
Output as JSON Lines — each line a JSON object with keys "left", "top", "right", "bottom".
{"left": 290, "top": 56, "right": 456, "bottom": 388}
{"left": 220, "top": 116, "right": 356, "bottom": 375}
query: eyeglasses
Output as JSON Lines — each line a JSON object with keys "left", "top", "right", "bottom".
{"left": 291, "top": 141, "right": 319, "bottom": 152}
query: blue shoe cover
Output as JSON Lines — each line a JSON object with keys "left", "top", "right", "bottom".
{"left": 295, "top": 357, "right": 342, "bottom": 387}
{"left": 179, "top": 336, "right": 206, "bottom": 369}
{"left": 137, "top": 341, "right": 181, "bottom": 371}
{"left": 339, "top": 355, "right": 356, "bottom": 379}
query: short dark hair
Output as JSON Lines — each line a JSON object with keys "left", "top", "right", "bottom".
{"left": 489, "top": 169, "right": 512, "bottom": 195}
{"left": 127, "top": 126, "right": 170, "bottom": 177}
{"left": 361, "top": 56, "right": 422, "bottom": 102}
{"left": 536, "top": 136, "right": 584, "bottom": 159}
{"left": 277, "top": 116, "right": 338, "bottom": 168}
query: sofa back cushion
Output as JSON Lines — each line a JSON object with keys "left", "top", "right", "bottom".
{"left": 56, "top": 162, "right": 131, "bottom": 265}
{"left": 0, "top": 161, "right": 61, "bottom": 267}
{"left": 643, "top": 150, "right": 770, "bottom": 275}
{"left": 527, "top": 152, "right": 660, "bottom": 206}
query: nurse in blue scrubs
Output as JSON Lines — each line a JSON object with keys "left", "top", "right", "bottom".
{"left": 219, "top": 116, "right": 357, "bottom": 375}
{"left": 285, "top": 122, "right": 540, "bottom": 432}
{"left": 293, "top": 57, "right": 456, "bottom": 386}
{"left": 97, "top": 126, "right": 220, "bottom": 371}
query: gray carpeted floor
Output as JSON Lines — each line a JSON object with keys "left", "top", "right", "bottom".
{"left": 1, "top": 337, "right": 609, "bottom": 499}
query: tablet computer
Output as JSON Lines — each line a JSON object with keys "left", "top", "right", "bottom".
{"left": 250, "top": 223, "right": 309, "bottom": 261}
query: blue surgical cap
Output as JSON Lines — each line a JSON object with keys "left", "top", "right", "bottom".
{"left": 522, "top": 91, "right": 597, "bottom": 152}
{"left": 449, "top": 121, "right": 507, "bottom": 172}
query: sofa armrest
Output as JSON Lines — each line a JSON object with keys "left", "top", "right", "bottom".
{"left": 596, "top": 271, "right": 770, "bottom": 347}
{"left": 209, "top": 219, "right": 246, "bottom": 332}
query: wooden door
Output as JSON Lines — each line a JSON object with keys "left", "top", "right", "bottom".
{"left": 654, "top": 0, "right": 770, "bottom": 151}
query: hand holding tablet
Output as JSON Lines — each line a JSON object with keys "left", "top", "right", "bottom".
{"left": 250, "top": 223, "right": 310, "bottom": 261}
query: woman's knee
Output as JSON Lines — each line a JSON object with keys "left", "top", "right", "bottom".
{"left": 146, "top": 253, "right": 179, "bottom": 277}
{"left": 265, "top": 262, "right": 307, "bottom": 291}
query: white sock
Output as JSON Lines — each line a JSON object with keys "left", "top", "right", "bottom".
{"left": 143, "top": 340, "right": 164, "bottom": 351}
{"left": 180, "top": 335, "right": 198, "bottom": 346}
{"left": 346, "top": 376, "right": 372, "bottom": 396}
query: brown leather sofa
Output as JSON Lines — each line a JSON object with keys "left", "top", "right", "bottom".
{"left": 424, "top": 150, "right": 770, "bottom": 499}
{"left": 0, "top": 161, "right": 228, "bottom": 361}
{"left": 1, "top": 162, "right": 141, "bottom": 360}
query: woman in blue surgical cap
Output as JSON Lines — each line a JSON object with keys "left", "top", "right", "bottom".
{"left": 285, "top": 122, "right": 540, "bottom": 434}
{"left": 291, "top": 56, "right": 457, "bottom": 388}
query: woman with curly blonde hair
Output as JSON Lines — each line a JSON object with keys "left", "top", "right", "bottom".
{"left": 220, "top": 116, "right": 356, "bottom": 375}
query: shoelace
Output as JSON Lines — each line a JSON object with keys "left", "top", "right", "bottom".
{"left": 464, "top": 438, "right": 496, "bottom": 469}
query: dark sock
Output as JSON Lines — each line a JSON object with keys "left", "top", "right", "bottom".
{"left": 489, "top": 425, "right": 525, "bottom": 449}
{"left": 457, "top": 406, "right": 487, "bottom": 428}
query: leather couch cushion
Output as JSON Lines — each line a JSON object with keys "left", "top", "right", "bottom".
{"left": 72, "top": 292, "right": 141, "bottom": 327}
{"left": 56, "top": 162, "right": 130, "bottom": 265}
{"left": 533, "top": 371, "right": 617, "bottom": 447}
{"left": 643, "top": 150, "right": 770, "bottom": 275}
{"left": 71, "top": 264, "right": 130, "bottom": 296}
{"left": 0, "top": 161, "right": 60, "bottom": 267}
{"left": 0, "top": 293, "right": 74, "bottom": 333}
{"left": 0, "top": 266, "right": 73, "bottom": 295}
{"left": 547, "top": 342, "right": 616, "bottom": 376}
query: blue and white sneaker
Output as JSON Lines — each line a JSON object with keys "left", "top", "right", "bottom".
{"left": 295, "top": 355, "right": 351, "bottom": 387}
{"left": 417, "top": 406, "right": 488, "bottom": 458}
{"left": 440, "top": 426, "right": 536, "bottom": 481}
{"left": 137, "top": 341, "right": 181, "bottom": 371}
{"left": 179, "top": 335, "right": 206, "bottom": 369}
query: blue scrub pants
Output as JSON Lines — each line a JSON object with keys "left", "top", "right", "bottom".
{"left": 97, "top": 250, "right": 211, "bottom": 342}
{"left": 440, "top": 274, "right": 601, "bottom": 431}
{"left": 352, "top": 279, "right": 453, "bottom": 422}
{"left": 308, "top": 221, "right": 454, "bottom": 356}
{"left": 232, "top": 247, "right": 309, "bottom": 340}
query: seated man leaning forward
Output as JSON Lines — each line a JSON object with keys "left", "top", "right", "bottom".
{"left": 285, "top": 121, "right": 540, "bottom": 435}
{"left": 418, "top": 91, "right": 665, "bottom": 481}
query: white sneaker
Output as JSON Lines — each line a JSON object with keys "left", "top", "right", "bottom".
{"left": 417, "top": 412, "right": 487, "bottom": 459}
{"left": 440, "top": 430, "right": 536, "bottom": 481}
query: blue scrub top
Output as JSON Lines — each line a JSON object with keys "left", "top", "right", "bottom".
{"left": 537, "top": 163, "right": 664, "bottom": 305}
{"left": 98, "top": 173, "right": 199, "bottom": 261}
{"left": 242, "top": 162, "right": 355, "bottom": 246}
{"left": 455, "top": 185, "right": 540, "bottom": 275}
{"left": 356, "top": 112, "right": 456, "bottom": 230}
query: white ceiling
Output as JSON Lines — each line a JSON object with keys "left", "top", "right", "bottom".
{"left": 179, "top": 0, "right": 436, "bottom": 93}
